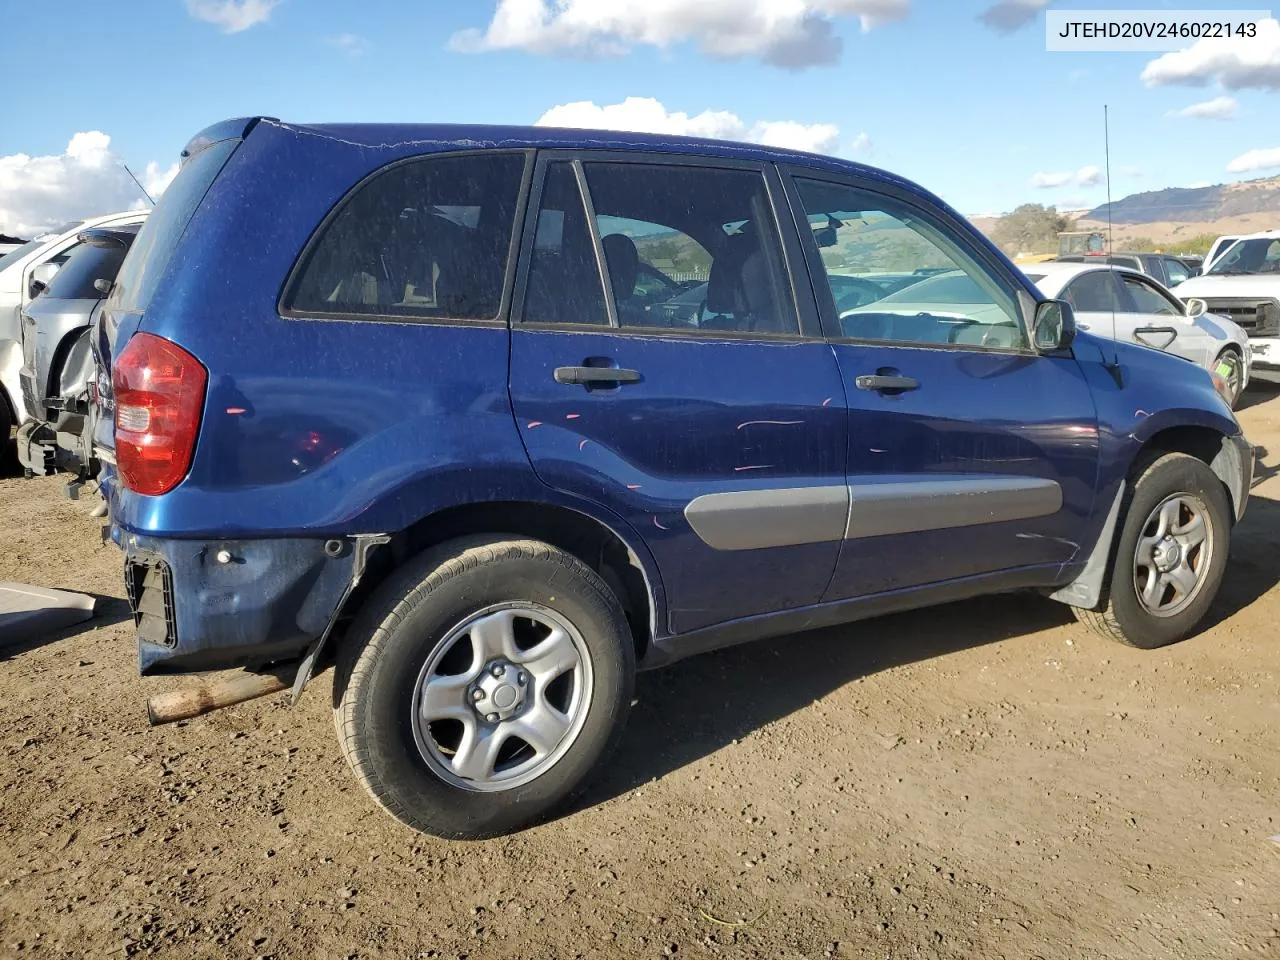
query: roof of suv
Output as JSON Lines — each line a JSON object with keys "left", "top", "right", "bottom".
{"left": 247, "top": 119, "right": 916, "bottom": 191}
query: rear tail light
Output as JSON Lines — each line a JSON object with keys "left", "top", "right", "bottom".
{"left": 113, "top": 333, "right": 207, "bottom": 496}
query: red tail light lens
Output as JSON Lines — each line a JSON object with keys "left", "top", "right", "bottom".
{"left": 113, "top": 333, "right": 207, "bottom": 496}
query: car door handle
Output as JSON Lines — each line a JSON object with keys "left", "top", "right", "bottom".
{"left": 553, "top": 366, "right": 642, "bottom": 386}
{"left": 1133, "top": 326, "right": 1178, "bottom": 348}
{"left": 855, "top": 374, "right": 919, "bottom": 393}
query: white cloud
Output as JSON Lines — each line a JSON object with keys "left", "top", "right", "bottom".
{"left": 1142, "top": 18, "right": 1280, "bottom": 89}
{"left": 186, "top": 0, "right": 278, "bottom": 33}
{"left": 1226, "top": 146, "right": 1280, "bottom": 173}
{"left": 1169, "top": 95, "right": 1239, "bottom": 119}
{"left": 535, "top": 97, "right": 841, "bottom": 154}
{"left": 327, "top": 33, "right": 369, "bottom": 55}
{"left": 1030, "top": 171, "right": 1072, "bottom": 189}
{"left": 450, "top": 0, "right": 911, "bottom": 69}
{"left": 0, "top": 132, "right": 171, "bottom": 237}
{"left": 978, "top": 0, "right": 1050, "bottom": 34}
{"left": 1029, "top": 165, "right": 1099, "bottom": 189}
{"left": 1076, "top": 164, "right": 1102, "bottom": 187}
{"left": 143, "top": 161, "right": 180, "bottom": 199}
{"left": 849, "top": 131, "right": 872, "bottom": 152}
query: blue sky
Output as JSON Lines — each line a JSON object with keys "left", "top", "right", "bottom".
{"left": 1, "top": 0, "right": 1277, "bottom": 233}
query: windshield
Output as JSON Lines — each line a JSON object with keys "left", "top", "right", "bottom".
{"left": 0, "top": 239, "right": 46, "bottom": 274}
{"left": 1207, "top": 238, "right": 1280, "bottom": 276}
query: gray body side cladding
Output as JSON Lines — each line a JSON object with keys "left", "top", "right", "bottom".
{"left": 684, "top": 476, "right": 1065, "bottom": 551}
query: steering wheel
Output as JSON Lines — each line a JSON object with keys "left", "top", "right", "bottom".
{"left": 830, "top": 277, "right": 886, "bottom": 312}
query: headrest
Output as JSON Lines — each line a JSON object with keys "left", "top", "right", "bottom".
{"left": 600, "top": 233, "right": 640, "bottom": 300}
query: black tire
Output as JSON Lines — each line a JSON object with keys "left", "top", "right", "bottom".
{"left": 333, "top": 535, "right": 634, "bottom": 839}
{"left": 1214, "top": 347, "right": 1244, "bottom": 410}
{"left": 1074, "top": 452, "right": 1231, "bottom": 649}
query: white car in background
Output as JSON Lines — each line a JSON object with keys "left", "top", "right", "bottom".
{"left": 0, "top": 210, "right": 149, "bottom": 441}
{"left": 1023, "top": 261, "right": 1252, "bottom": 408}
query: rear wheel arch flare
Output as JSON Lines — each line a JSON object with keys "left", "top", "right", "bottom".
{"left": 343, "top": 500, "right": 661, "bottom": 663}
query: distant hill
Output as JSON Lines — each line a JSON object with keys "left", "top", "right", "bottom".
{"left": 1087, "top": 175, "right": 1280, "bottom": 224}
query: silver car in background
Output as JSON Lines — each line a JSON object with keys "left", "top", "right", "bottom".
{"left": 17, "top": 223, "right": 143, "bottom": 479}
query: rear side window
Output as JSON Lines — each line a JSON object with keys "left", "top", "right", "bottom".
{"left": 286, "top": 153, "right": 526, "bottom": 321}
{"left": 115, "top": 138, "right": 239, "bottom": 313}
{"left": 42, "top": 243, "right": 129, "bottom": 299}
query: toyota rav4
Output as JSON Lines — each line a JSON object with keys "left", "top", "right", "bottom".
{"left": 100, "top": 118, "right": 1251, "bottom": 839}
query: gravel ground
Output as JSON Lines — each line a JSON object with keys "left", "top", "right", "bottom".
{"left": 1, "top": 388, "right": 1278, "bottom": 960}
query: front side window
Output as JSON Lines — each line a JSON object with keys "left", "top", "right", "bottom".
{"left": 1121, "top": 274, "right": 1181, "bottom": 316}
{"left": 1163, "top": 257, "right": 1190, "bottom": 286}
{"left": 1062, "top": 271, "right": 1122, "bottom": 313}
{"left": 794, "top": 178, "right": 1027, "bottom": 351}
{"left": 521, "top": 160, "right": 797, "bottom": 335}
{"left": 286, "top": 153, "right": 525, "bottom": 320}
{"left": 42, "top": 242, "right": 130, "bottom": 299}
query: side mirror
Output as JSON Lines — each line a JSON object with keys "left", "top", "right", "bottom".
{"left": 1184, "top": 297, "right": 1207, "bottom": 318}
{"left": 1033, "top": 300, "right": 1076, "bottom": 352}
{"left": 28, "top": 261, "right": 60, "bottom": 299}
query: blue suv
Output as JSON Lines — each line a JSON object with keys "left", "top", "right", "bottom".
{"left": 101, "top": 118, "right": 1251, "bottom": 838}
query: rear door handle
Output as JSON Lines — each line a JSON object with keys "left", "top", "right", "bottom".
{"left": 855, "top": 374, "right": 919, "bottom": 393}
{"left": 554, "top": 366, "right": 642, "bottom": 386}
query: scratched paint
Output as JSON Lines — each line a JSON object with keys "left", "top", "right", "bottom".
{"left": 526, "top": 421, "right": 542, "bottom": 429}
{"left": 821, "top": 398, "right": 833, "bottom": 407}
{"left": 565, "top": 413, "right": 581, "bottom": 420}
{"left": 734, "top": 464, "right": 775, "bottom": 472}
{"left": 578, "top": 439, "right": 591, "bottom": 451}
{"left": 735, "top": 420, "right": 803, "bottom": 430}
{"left": 652, "top": 516, "right": 669, "bottom": 531}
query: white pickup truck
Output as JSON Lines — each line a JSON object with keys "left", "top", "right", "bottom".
{"left": 1174, "top": 232, "right": 1280, "bottom": 377}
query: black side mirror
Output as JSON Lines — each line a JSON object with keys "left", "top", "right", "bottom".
{"left": 1033, "top": 300, "right": 1076, "bottom": 352}
{"left": 813, "top": 225, "right": 838, "bottom": 248}
{"left": 93, "top": 278, "right": 114, "bottom": 296}
{"left": 29, "top": 279, "right": 47, "bottom": 298}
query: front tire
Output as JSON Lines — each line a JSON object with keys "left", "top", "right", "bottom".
{"left": 1074, "top": 453, "right": 1231, "bottom": 649}
{"left": 333, "top": 536, "right": 635, "bottom": 839}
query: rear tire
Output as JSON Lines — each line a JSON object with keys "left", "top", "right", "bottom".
{"left": 1073, "top": 452, "right": 1230, "bottom": 649}
{"left": 333, "top": 535, "right": 634, "bottom": 839}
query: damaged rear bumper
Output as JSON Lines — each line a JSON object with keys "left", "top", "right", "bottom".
{"left": 119, "top": 532, "right": 361, "bottom": 674}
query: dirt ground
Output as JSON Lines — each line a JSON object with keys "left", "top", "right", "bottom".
{"left": 2, "top": 391, "right": 1279, "bottom": 960}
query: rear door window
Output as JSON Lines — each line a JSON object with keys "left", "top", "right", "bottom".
{"left": 586, "top": 163, "right": 796, "bottom": 335}
{"left": 286, "top": 153, "right": 527, "bottom": 321}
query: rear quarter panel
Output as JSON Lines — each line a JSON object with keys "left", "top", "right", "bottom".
{"left": 112, "top": 123, "right": 668, "bottom": 618}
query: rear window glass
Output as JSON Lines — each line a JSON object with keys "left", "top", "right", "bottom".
{"left": 113, "top": 138, "right": 239, "bottom": 313}
{"left": 42, "top": 242, "right": 130, "bottom": 299}
{"left": 285, "top": 153, "right": 526, "bottom": 321}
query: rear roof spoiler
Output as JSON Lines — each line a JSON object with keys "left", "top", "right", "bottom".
{"left": 180, "top": 116, "right": 278, "bottom": 163}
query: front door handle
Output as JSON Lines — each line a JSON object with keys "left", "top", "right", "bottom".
{"left": 553, "top": 365, "right": 642, "bottom": 386}
{"left": 1133, "top": 326, "right": 1178, "bottom": 349}
{"left": 855, "top": 374, "right": 919, "bottom": 393}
